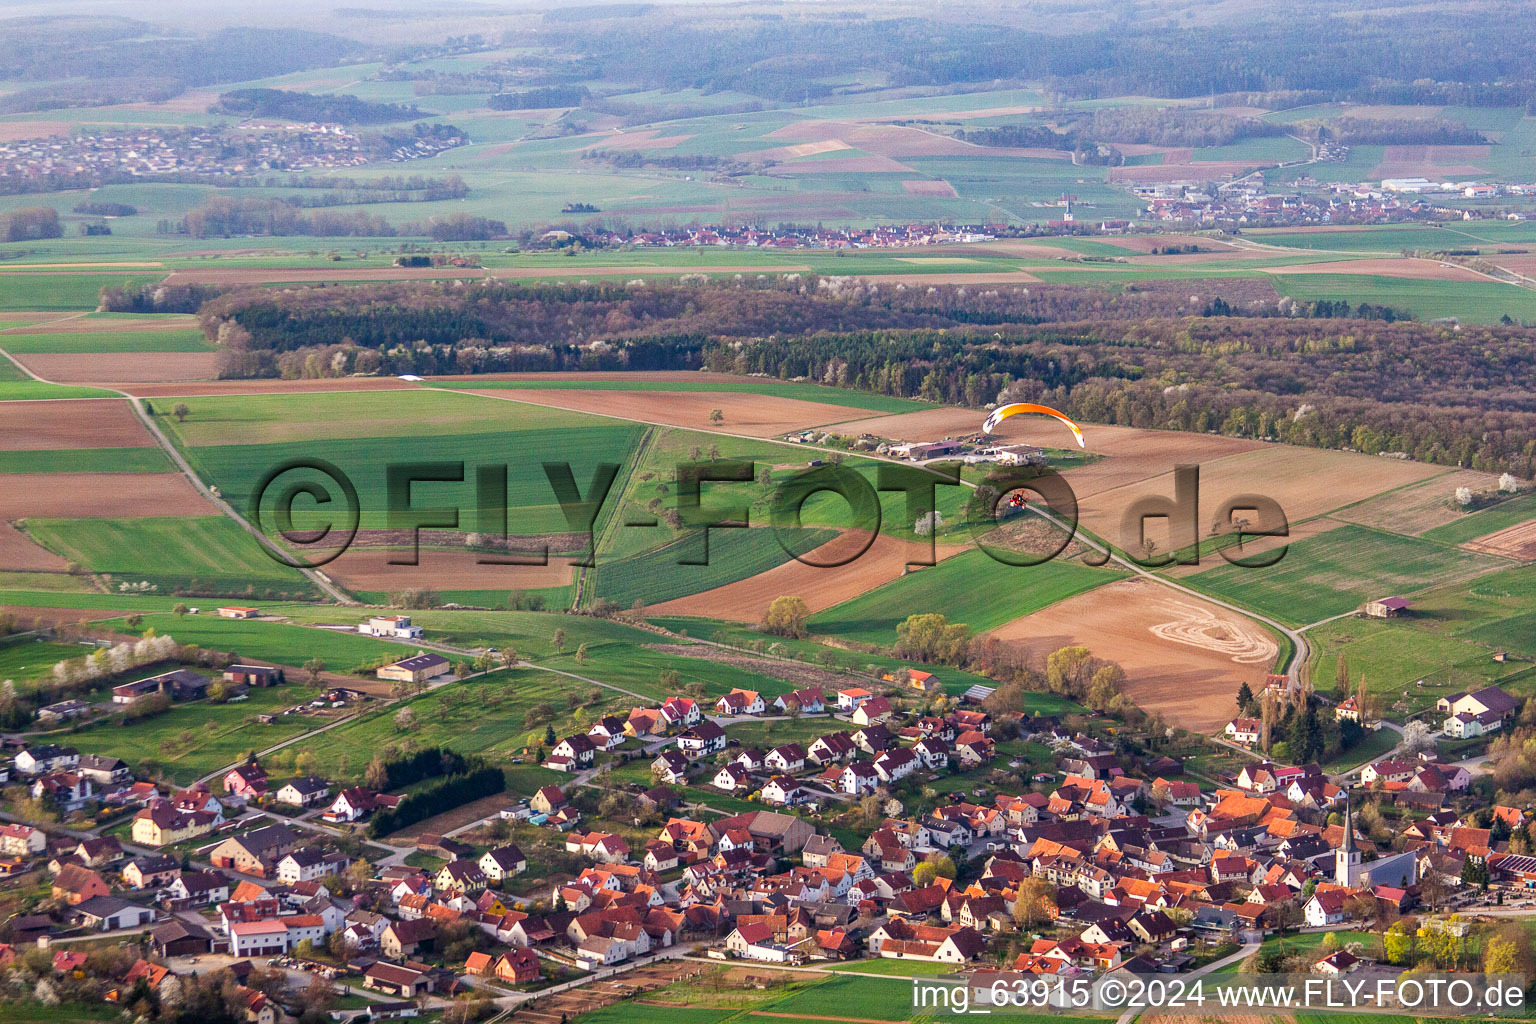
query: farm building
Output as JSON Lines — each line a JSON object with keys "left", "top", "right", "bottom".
{"left": 1362, "top": 596, "right": 1411, "bottom": 618}
{"left": 218, "top": 607, "right": 259, "bottom": 619}
{"left": 224, "top": 664, "right": 284, "bottom": 687}
{"left": 377, "top": 653, "right": 450, "bottom": 684}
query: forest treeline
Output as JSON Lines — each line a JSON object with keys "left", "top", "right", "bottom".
{"left": 526, "top": 4, "right": 1536, "bottom": 108}
{"left": 211, "top": 88, "right": 426, "bottom": 124}
{"left": 98, "top": 276, "right": 1536, "bottom": 477}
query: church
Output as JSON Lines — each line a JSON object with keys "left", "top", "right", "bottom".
{"left": 1336, "top": 800, "right": 1417, "bottom": 888}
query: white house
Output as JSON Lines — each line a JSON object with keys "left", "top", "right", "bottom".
{"left": 761, "top": 776, "right": 805, "bottom": 806}
{"left": 359, "top": 615, "right": 423, "bottom": 639}
{"left": 765, "top": 744, "right": 806, "bottom": 774}
{"left": 1225, "top": 718, "right": 1260, "bottom": 745}
{"left": 874, "top": 747, "right": 920, "bottom": 784}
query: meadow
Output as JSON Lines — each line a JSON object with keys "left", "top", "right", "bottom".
{"left": 118, "top": 612, "right": 405, "bottom": 670}
{"left": 272, "top": 667, "right": 577, "bottom": 784}
{"left": 0, "top": 635, "right": 88, "bottom": 687}
{"left": 1307, "top": 615, "right": 1527, "bottom": 717}
{"left": 1187, "top": 523, "right": 1512, "bottom": 626}
{"left": 807, "top": 547, "right": 1123, "bottom": 645}
{"left": 65, "top": 684, "right": 314, "bottom": 785}
{"left": 0, "top": 273, "right": 156, "bottom": 311}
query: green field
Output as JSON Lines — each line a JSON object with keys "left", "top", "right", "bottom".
{"left": 0, "top": 354, "right": 117, "bottom": 400}
{"left": 590, "top": 526, "right": 837, "bottom": 607}
{"left": 436, "top": 377, "right": 933, "bottom": 414}
{"left": 0, "top": 273, "right": 157, "bottom": 310}
{"left": 23, "top": 516, "right": 314, "bottom": 596}
{"left": 808, "top": 547, "right": 1122, "bottom": 645}
{"left": 0, "top": 330, "right": 213, "bottom": 353}
{"left": 275, "top": 604, "right": 821, "bottom": 700}
{"left": 158, "top": 388, "right": 605, "bottom": 447}
{"left": 1420, "top": 492, "right": 1536, "bottom": 546}
{"left": 1188, "top": 523, "right": 1512, "bottom": 627}
{"left": 1269, "top": 273, "right": 1536, "bottom": 324}
{"left": 0, "top": 446, "right": 173, "bottom": 473}
{"left": 0, "top": 635, "right": 89, "bottom": 688}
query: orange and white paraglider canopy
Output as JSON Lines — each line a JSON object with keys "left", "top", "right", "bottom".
{"left": 981, "top": 402, "right": 1086, "bottom": 448}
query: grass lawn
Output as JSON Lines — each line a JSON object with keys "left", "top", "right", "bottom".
{"left": 1321, "top": 723, "right": 1400, "bottom": 772}
{"left": 808, "top": 548, "right": 1122, "bottom": 645}
{"left": 1188, "top": 524, "right": 1512, "bottom": 627}
{"left": 23, "top": 516, "right": 316, "bottom": 597}
{"left": 1208, "top": 930, "right": 1377, "bottom": 975}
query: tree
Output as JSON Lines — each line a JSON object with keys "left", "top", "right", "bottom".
{"left": 896, "top": 613, "right": 972, "bottom": 666}
{"left": 1335, "top": 656, "right": 1350, "bottom": 696}
{"left": 574, "top": 643, "right": 589, "bottom": 665}
{"left": 553, "top": 628, "right": 566, "bottom": 653}
{"left": 172, "top": 602, "right": 189, "bottom": 618}
{"left": 394, "top": 707, "right": 417, "bottom": 731}
{"left": 709, "top": 408, "right": 724, "bottom": 426}
{"left": 173, "top": 402, "right": 190, "bottom": 422}
{"left": 303, "top": 658, "right": 326, "bottom": 686}
{"left": 1085, "top": 663, "right": 1126, "bottom": 711}
{"left": 912, "top": 861, "right": 938, "bottom": 886}
{"left": 1235, "top": 680, "right": 1255, "bottom": 714}
{"left": 1485, "top": 936, "right": 1520, "bottom": 974}
{"left": 1399, "top": 719, "right": 1436, "bottom": 755}
{"left": 1012, "top": 877, "right": 1057, "bottom": 929}
{"left": 761, "top": 596, "right": 811, "bottom": 639}
{"left": 927, "top": 853, "right": 957, "bottom": 879}
{"left": 364, "top": 755, "right": 389, "bottom": 790}
{"left": 1045, "top": 645, "right": 1095, "bottom": 698}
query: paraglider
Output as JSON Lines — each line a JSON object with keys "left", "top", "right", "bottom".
{"left": 981, "top": 402, "right": 1086, "bottom": 448}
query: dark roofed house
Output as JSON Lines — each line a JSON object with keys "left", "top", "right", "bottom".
{"left": 378, "top": 653, "right": 450, "bottom": 685}
{"left": 151, "top": 919, "right": 213, "bottom": 957}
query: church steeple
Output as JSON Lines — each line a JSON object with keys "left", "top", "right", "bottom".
{"left": 1336, "top": 797, "right": 1361, "bottom": 885}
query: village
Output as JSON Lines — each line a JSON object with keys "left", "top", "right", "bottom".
{"left": 0, "top": 122, "right": 463, "bottom": 187}
{"left": 2, "top": 609, "right": 1532, "bottom": 1024}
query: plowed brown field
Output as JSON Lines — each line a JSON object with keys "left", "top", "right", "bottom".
{"left": 988, "top": 576, "right": 1276, "bottom": 732}
{"left": 0, "top": 473, "right": 211, "bottom": 518}
{"left": 0, "top": 400, "right": 152, "bottom": 449}
{"left": 651, "top": 531, "right": 968, "bottom": 621}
